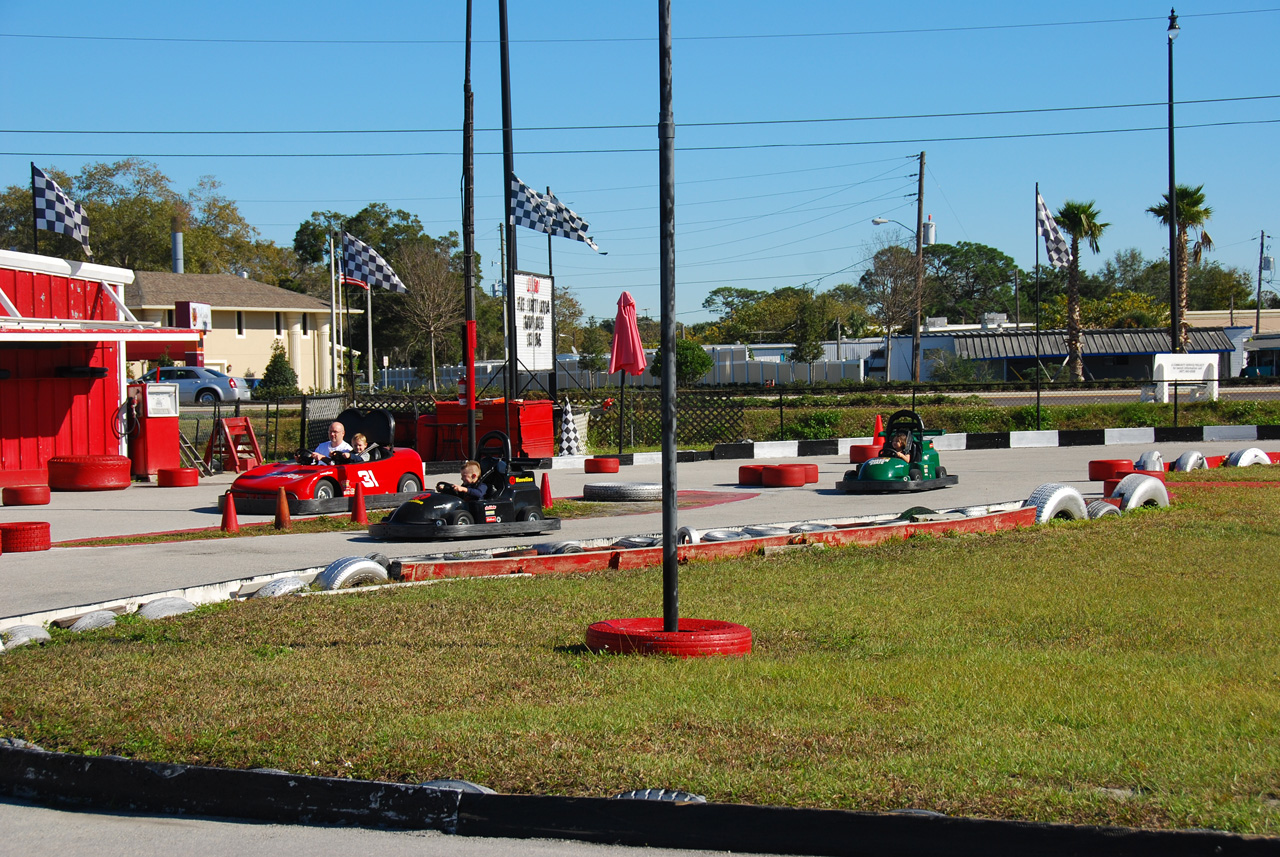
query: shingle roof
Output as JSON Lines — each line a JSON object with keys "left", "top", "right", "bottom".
{"left": 127, "top": 271, "right": 331, "bottom": 312}
{"left": 950, "top": 328, "right": 1234, "bottom": 361}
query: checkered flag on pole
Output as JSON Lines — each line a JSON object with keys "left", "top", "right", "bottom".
{"left": 509, "top": 177, "right": 601, "bottom": 252}
{"left": 341, "top": 232, "right": 406, "bottom": 293}
{"left": 559, "top": 399, "right": 583, "bottom": 456}
{"left": 1036, "top": 191, "right": 1072, "bottom": 270}
{"left": 31, "top": 164, "right": 92, "bottom": 259}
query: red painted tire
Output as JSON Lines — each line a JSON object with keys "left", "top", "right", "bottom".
{"left": 157, "top": 467, "right": 200, "bottom": 488}
{"left": 0, "top": 521, "right": 52, "bottom": 553}
{"left": 2, "top": 486, "right": 51, "bottom": 506}
{"left": 761, "top": 464, "right": 806, "bottom": 487}
{"left": 47, "top": 455, "right": 131, "bottom": 491}
{"left": 848, "top": 444, "right": 881, "bottom": 464}
{"left": 1088, "top": 459, "right": 1134, "bottom": 481}
{"left": 585, "top": 618, "right": 753, "bottom": 657}
{"left": 738, "top": 464, "right": 764, "bottom": 486}
{"left": 800, "top": 463, "right": 819, "bottom": 484}
{"left": 1102, "top": 478, "right": 1123, "bottom": 497}
{"left": 585, "top": 457, "right": 621, "bottom": 474}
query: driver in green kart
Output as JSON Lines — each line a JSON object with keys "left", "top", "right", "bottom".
{"left": 881, "top": 429, "right": 914, "bottom": 463}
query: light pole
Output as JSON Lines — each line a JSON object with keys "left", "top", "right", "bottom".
{"left": 1167, "top": 9, "right": 1181, "bottom": 353}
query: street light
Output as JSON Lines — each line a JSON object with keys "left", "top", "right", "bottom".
{"left": 1167, "top": 8, "right": 1181, "bottom": 353}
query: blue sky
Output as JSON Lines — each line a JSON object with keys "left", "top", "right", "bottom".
{"left": 2, "top": 2, "right": 1277, "bottom": 325}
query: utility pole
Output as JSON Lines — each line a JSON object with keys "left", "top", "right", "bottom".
{"left": 911, "top": 151, "right": 925, "bottom": 382}
{"left": 1258, "top": 229, "right": 1270, "bottom": 335}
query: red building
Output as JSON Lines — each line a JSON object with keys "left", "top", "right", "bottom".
{"left": 0, "top": 250, "right": 198, "bottom": 488}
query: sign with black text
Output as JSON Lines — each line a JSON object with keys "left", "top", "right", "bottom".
{"left": 513, "top": 271, "right": 553, "bottom": 372}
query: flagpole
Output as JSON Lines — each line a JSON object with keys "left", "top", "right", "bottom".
{"left": 547, "top": 186, "right": 558, "bottom": 404}
{"left": 658, "top": 0, "right": 680, "bottom": 632}
{"left": 499, "top": 0, "right": 520, "bottom": 422}
{"left": 366, "top": 283, "right": 374, "bottom": 388}
{"left": 329, "top": 234, "right": 337, "bottom": 390}
{"left": 462, "top": 0, "right": 477, "bottom": 457}
{"left": 30, "top": 163, "right": 38, "bottom": 255}
{"left": 1035, "top": 184, "right": 1042, "bottom": 430}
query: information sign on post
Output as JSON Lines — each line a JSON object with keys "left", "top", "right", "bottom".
{"left": 513, "top": 271, "right": 553, "bottom": 372}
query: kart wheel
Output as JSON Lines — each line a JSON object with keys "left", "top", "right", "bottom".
{"left": 937, "top": 466, "right": 947, "bottom": 478}
{"left": 1023, "top": 482, "right": 1087, "bottom": 524}
{"left": 397, "top": 473, "right": 423, "bottom": 493}
{"left": 1110, "top": 473, "right": 1169, "bottom": 512}
{"left": 313, "top": 479, "right": 338, "bottom": 501}
{"left": 452, "top": 510, "right": 475, "bottom": 526}
{"left": 196, "top": 388, "right": 218, "bottom": 405}
{"left": 518, "top": 508, "right": 543, "bottom": 521}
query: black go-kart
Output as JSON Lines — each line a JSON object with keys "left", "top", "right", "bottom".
{"left": 369, "top": 430, "right": 561, "bottom": 541}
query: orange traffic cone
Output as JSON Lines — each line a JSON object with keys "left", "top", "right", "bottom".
{"left": 540, "top": 472, "right": 552, "bottom": 511}
{"left": 351, "top": 480, "right": 368, "bottom": 525}
{"left": 873, "top": 413, "right": 884, "bottom": 440}
{"left": 274, "top": 487, "right": 292, "bottom": 530}
{"left": 220, "top": 491, "right": 240, "bottom": 534}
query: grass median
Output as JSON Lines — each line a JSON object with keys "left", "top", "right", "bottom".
{"left": 3, "top": 476, "right": 1280, "bottom": 835}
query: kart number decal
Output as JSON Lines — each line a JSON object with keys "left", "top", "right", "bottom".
{"left": 357, "top": 470, "right": 378, "bottom": 488}
{"left": 865, "top": 458, "right": 888, "bottom": 466}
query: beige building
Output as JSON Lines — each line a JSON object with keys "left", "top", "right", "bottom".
{"left": 126, "top": 272, "right": 346, "bottom": 390}
{"left": 1186, "top": 308, "right": 1280, "bottom": 335}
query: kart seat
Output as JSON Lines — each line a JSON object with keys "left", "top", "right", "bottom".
{"left": 333, "top": 407, "right": 396, "bottom": 450}
{"left": 479, "top": 457, "right": 509, "bottom": 497}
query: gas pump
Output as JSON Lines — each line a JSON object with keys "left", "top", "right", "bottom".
{"left": 126, "top": 382, "right": 181, "bottom": 478}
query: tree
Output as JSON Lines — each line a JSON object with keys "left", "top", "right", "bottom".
{"left": 577, "top": 320, "right": 610, "bottom": 385}
{"left": 922, "top": 242, "right": 1021, "bottom": 325}
{"left": 1055, "top": 200, "right": 1109, "bottom": 381}
{"left": 648, "top": 338, "right": 713, "bottom": 386}
{"left": 1148, "top": 183, "right": 1214, "bottom": 349}
{"left": 396, "top": 236, "right": 464, "bottom": 391}
{"left": 702, "top": 286, "right": 766, "bottom": 320}
{"left": 854, "top": 243, "right": 916, "bottom": 337}
{"left": 255, "top": 339, "right": 301, "bottom": 398}
{"left": 788, "top": 289, "right": 825, "bottom": 364}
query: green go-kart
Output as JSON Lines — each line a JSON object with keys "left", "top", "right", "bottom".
{"left": 836, "top": 409, "right": 959, "bottom": 494}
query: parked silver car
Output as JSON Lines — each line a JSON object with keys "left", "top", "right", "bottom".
{"left": 139, "top": 366, "right": 252, "bottom": 404}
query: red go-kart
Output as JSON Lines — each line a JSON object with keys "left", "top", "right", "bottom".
{"left": 227, "top": 408, "right": 425, "bottom": 515}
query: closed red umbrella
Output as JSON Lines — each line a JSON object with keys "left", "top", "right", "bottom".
{"left": 608, "top": 292, "right": 647, "bottom": 453}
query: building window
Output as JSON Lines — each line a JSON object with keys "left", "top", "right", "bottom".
{"left": 275, "top": 312, "right": 283, "bottom": 337}
{"left": 166, "top": 309, "right": 174, "bottom": 327}
{"left": 236, "top": 311, "right": 245, "bottom": 338}
{"left": 302, "top": 314, "right": 309, "bottom": 337}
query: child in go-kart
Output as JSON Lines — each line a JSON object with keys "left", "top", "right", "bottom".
{"left": 438, "top": 459, "right": 489, "bottom": 500}
{"left": 881, "top": 429, "right": 913, "bottom": 462}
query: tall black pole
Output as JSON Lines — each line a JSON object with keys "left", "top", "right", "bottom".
{"left": 911, "top": 151, "right": 925, "bottom": 382}
{"left": 1258, "top": 230, "right": 1269, "bottom": 336}
{"left": 1168, "top": 9, "right": 1181, "bottom": 353}
{"left": 1034, "top": 183, "right": 1042, "bottom": 430}
{"left": 658, "top": 0, "right": 679, "bottom": 632}
{"left": 547, "top": 187, "right": 558, "bottom": 403}
{"left": 499, "top": 0, "right": 520, "bottom": 401}
{"left": 30, "top": 163, "right": 38, "bottom": 254}
{"left": 462, "top": 0, "right": 477, "bottom": 457}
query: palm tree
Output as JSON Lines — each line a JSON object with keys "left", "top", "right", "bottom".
{"left": 1148, "top": 184, "right": 1214, "bottom": 349}
{"left": 1054, "top": 201, "right": 1109, "bottom": 381}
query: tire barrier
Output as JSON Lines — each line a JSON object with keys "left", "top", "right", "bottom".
{"left": 419, "top": 779, "right": 496, "bottom": 794}
{"left": 676, "top": 526, "right": 700, "bottom": 545}
{"left": 1225, "top": 447, "right": 1271, "bottom": 468}
{"left": 1023, "top": 483, "right": 1088, "bottom": 524}
{"left": 315, "top": 556, "right": 390, "bottom": 590}
{"left": 69, "top": 611, "right": 118, "bottom": 632}
{"left": 2, "top": 624, "right": 51, "bottom": 648}
{"left": 534, "top": 541, "right": 584, "bottom": 555}
{"left": 1, "top": 485, "right": 51, "bottom": 506}
{"left": 699, "top": 528, "right": 749, "bottom": 542}
{"left": 800, "top": 463, "right": 820, "bottom": 484}
{"left": 613, "top": 789, "right": 707, "bottom": 803}
{"left": 585, "top": 617, "right": 753, "bottom": 657}
{"left": 737, "top": 464, "right": 764, "bottom": 486}
{"left": 612, "top": 535, "right": 661, "bottom": 548}
{"left": 1086, "top": 500, "right": 1122, "bottom": 519}
{"left": 138, "top": 597, "right": 196, "bottom": 620}
{"left": 760, "top": 464, "right": 807, "bottom": 487}
{"left": 157, "top": 468, "right": 200, "bottom": 488}
{"left": 46, "top": 455, "right": 131, "bottom": 491}
{"left": 789, "top": 522, "right": 836, "bottom": 533}
{"left": 848, "top": 444, "right": 881, "bottom": 464}
{"left": 742, "top": 525, "right": 790, "bottom": 537}
{"left": 583, "top": 482, "right": 662, "bottom": 502}
{"left": 251, "top": 577, "right": 309, "bottom": 598}
{"left": 0, "top": 521, "right": 52, "bottom": 552}
{"left": 1171, "top": 451, "right": 1206, "bottom": 472}
{"left": 1087, "top": 459, "right": 1135, "bottom": 481}
{"left": 584, "top": 457, "right": 621, "bottom": 474}
{"left": 1134, "top": 450, "right": 1165, "bottom": 472}
{"left": 1109, "top": 473, "right": 1170, "bottom": 512}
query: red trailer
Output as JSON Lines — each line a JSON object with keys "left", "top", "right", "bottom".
{"left": 0, "top": 250, "right": 199, "bottom": 488}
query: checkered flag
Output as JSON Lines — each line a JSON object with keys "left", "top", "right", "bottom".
{"left": 341, "top": 232, "right": 406, "bottom": 293}
{"left": 559, "top": 399, "right": 583, "bottom": 456}
{"left": 31, "top": 164, "right": 92, "bottom": 259}
{"left": 509, "top": 177, "right": 601, "bottom": 252}
{"left": 1036, "top": 191, "right": 1072, "bottom": 270}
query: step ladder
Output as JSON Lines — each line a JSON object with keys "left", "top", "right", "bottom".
{"left": 179, "top": 432, "right": 213, "bottom": 476}
{"left": 204, "top": 417, "right": 263, "bottom": 474}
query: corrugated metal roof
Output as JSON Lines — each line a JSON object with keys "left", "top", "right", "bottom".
{"left": 951, "top": 328, "right": 1234, "bottom": 361}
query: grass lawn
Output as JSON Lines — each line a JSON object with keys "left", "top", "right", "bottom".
{"left": 3, "top": 477, "right": 1280, "bottom": 835}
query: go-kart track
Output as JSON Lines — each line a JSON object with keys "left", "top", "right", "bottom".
{"left": 0, "top": 438, "right": 1266, "bottom": 627}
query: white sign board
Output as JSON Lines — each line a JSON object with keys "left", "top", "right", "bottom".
{"left": 1150, "top": 353, "right": 1218, "bottom": 403}
{"left": 176, "top": 301, "right": 212, "bottom": 332}
{"left": 513, "top": 272, "right": 553, "bottom": 372}
{"left": 145, "top": 383, "right": 180, "bottom": 418}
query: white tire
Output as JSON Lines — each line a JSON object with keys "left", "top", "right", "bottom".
{"left": 742, "top": 525, "right": 790, "bottom": 537}
{"left": 583, "top": 482, "right": 662, "bottom": 501}
{"left": 1110, "top": 473, "right": 1169, "bottom": 511}
{"left": 1023, "top": 483, "right": 1088, "bottom": 524}
{"left": 315, "top": 556, "right": 390, "bottom": 590}
{"left": 69, "top": 611, "right": 118, "bottom": 632}
{"left": 1171, "top": 451, "right": 1205, "bottom": 472}
{"left": 612, "top": 789, "right": 707, "bottom": 803}
{"left": 700, "top": 528, "right": 749, "bottom": 542}
{"left": 1086, "top": 500, "right": 1121, "bottom": 519}
{"left": 421, "top": 779, "right": 497, "bottom": 794}
{"left": 139, "top": 597, "right": 196, "bottom": 620}
{"left": 677, "top": 526, "right": 700, "bottom": 545}
{"left": 252, "top": 576, "right": 309, "bottom": 598}
{"left": 789, "top": 522, "right": 835, "bottom": 533}
{"left": 535, "top": 541, "right": 582, "bottom": 555}
{"left": 613, "top": 535, "right": 661, "bottom": 548}
{"left": 2, "top": 624, "right": 51, "bottom": 648}
{"left": 1225, "top": 447, "right": 1271, "bottom": 468}
{"left": 1134, "top": 450, "right": 1165, "bottom": 472}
